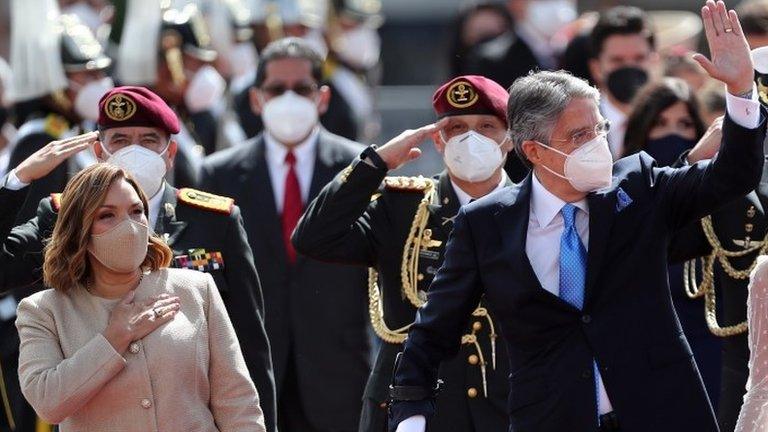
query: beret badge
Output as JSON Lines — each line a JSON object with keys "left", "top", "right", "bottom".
{"left": 104, "top": 93, "right": 137, "bottom": 121}
{"left": 446, "top": 81, "right": 478, "bottom": 109}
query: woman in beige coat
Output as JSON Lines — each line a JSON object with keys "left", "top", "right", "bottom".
{"left": 15, "top": 163, "right": 265, "bottom": 432}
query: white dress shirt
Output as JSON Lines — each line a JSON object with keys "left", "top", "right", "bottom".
{"left": 600, "top": 95, "right": 627, "bottom": 160}
{"left": 147, "top": 182, "right": 165, "bottom": 229}
{"left": 450, "top": 172, "right": 508, "bottom": 206}
{"left": 264, "top": 127, "right": 319, "bottom": 212}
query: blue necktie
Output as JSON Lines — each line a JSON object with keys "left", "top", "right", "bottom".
{"left": 559, "top": 204, "right": 600, "bottom": 421}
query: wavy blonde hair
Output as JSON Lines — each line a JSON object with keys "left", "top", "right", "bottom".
{"left": 43, "top": 164, "right": 172, "bottom": 292}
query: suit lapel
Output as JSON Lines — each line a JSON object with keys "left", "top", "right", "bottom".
{"left": 584, "top": 187, "right": 618, "bottom": 308}
{"left": 156, "top": 185, "right": 187, "bottom": 247}
{"left": 494, "top": 174, "right": 574, "bottom": 312}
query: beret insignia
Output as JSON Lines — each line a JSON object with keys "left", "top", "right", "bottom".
{"left": 177, "top": 188, "right": 234, "bottom": 215}
{"left": 104, "top": 93, "right": 137, "bottom": 121}
{"left": 446, "top": 81, "right": 479, "bottom": 109}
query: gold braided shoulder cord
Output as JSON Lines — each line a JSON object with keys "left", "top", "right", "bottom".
{"left": 368, "top": 268, "right": 410, "bottom": 344}
{"left": 683, "top": 215, "right": 768, "bottom": 337}
{"left": 401, "top": 182, "right": 437, "bottom": 308}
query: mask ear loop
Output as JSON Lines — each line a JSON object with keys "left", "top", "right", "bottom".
{"left": 534, "top": 141, "right": 571, "bottom": 181}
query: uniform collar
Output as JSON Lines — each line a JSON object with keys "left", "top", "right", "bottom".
{"left": 450, "top": 171, "right": 508, "bottom": 206}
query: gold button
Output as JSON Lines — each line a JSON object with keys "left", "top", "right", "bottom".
{"left": 417, "top": 273, "right": 424, "bottom": 281}
{"left": 746, "top": 223, "right": 754, "bottom": 233}
{"left": 443, "top": 197, "right": 450, "bottom": 204}
{"left": 140, "top": 398, "right": 152, "bottom": 409}
{"left": 748, "top": 206, "right": 757, "bottom": 218}
{"left": 467, "top": 387, "right": 478, "bottom": 398}
{"left": 472, "top": 321, "right": 482, "bottom": 331}
{"left": 379, "top": 402, "right": 387, "bottom": 409}
{"left": 129, "top": 342, "right": 140, "bottom": 354}
{"left": 468, "top": 354, "right": 479, "bottom": 365}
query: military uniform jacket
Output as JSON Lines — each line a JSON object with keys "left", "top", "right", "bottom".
{"left": 669, "top": 158, "right": 768, "bottom": 431}
{"left": 0, "top": 182, "right": 278, "bottom": 432}
{"left": 292, "top": 157, "right": 510, "bottom": 432}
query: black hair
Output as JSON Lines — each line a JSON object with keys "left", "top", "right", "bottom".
{"left": 253, "top": 37, "right": 324, "bottom": 88}
{"left": 448, "top": 2, "right": 513, "bottom": 77}
{"left": 590, "top": 6, "right": 655, "bottom": 58}
{"left": 738, "top": 0, "right": 768, "bottom": 36}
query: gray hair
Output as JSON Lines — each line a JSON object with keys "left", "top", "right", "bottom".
{"left": 507, "top": 70, "right": 600, "bottom": 167}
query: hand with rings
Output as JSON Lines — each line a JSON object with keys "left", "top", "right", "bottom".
{"left": 103, "top": 291, "right": 181, "bottom": 354}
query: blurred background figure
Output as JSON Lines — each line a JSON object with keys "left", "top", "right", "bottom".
{"left": 0, "top": 57, "right": 15, "bottom": 179}
{"left": 738, "top": 0, "right": 768, "bottom": 49}
{"left": 663, "top": 48, "right": 710, "bottom": 91}
{"left": 698, "top": 80, "right": 727, "bottom": 126}
{"left": 589, "top": 6, "right": 657, "bottom": 159}
{"left": 447, "top": 2, "right": 512, "bottom": 79}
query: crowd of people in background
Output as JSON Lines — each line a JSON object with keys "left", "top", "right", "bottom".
{"left": 0, "top": 0, "right": 767, "bottom": 431}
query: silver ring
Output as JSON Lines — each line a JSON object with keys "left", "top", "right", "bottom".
{"left": 152, "top": 307, "right": 161, "bottom": 318}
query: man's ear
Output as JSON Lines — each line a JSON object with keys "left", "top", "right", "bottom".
{"left": 93, "top": 141, "right": 105, "bottom": 161}
{"left": 249, "top": 87, "right": 263, "bottom": 116}
{"left": 432, "top": 131, "right": 445, "bottom": 154}
{"left": 521, "top": 140, "right": 542, "bottom": 166}
{"left": 317, "top": 84, "right": 331, "bottom": 115}
{"left": 165, "top": 140, "right": 178, "bottom": 170}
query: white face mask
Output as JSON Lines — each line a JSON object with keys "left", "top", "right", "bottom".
{"left": 184, "top": 65, "right": 226, "bottom": 113}
{"left": 102, "top": 143, "right": 168, "bottom": 197}
{"left": 537, "top": 134, "right": 613, "bottom": 192}
{"left": 227, "top": 42, "right": 258, "bottom": 79}
{"left": 261, "top": 90, "right": 319, "bottom": 144}
{"left": 333, "top": 26, "right": 381, "bottom": 70}
{"left": 74, "top": 77, "right": 114, "bottom": 121}
{"left": 526, "top": 0, "right": 577, "bottom": 40}
{"left": 442, "top": 130, "right": 505, "bottom": 183}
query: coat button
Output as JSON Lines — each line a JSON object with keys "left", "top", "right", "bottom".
{"left": 468, "top": 354, "right": 479, "bottom": 365}
{"left": 129, "top": 342, "right": 140, "bottom": 354}
{"left": 140, "top": 398, "right": 152, "bottom": 409}
{"left": 581, "top": 314, "right": 592, "bottom": 324}
{"left": 467, "top": 387, "right": 478, "bottom": 398}
{"left": 472, "top": 321, "right": 482, "bottom": 331}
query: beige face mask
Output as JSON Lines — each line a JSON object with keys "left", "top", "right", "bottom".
{"left": 88, "top": 218, "right": 149, "bottom": 273}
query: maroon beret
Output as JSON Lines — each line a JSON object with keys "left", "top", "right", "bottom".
{"left": 432, "top": 75, "right": 508, "bottom": 124}
{"left": 97, "top": 86, "right": 180, "bottom": 134}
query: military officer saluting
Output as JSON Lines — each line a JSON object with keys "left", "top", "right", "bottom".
{"left": 0, "top": 87, "right": 278, "bottom": 432}
{"left": 293, "top": 75, "right": 514, "bottom": 432}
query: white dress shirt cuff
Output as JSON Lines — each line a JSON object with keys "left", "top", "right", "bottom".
{"left": 725, "top": 83, "right": 760, "bottom": 129}
{"left": 4, "top": 169, "right": 30, "bottom": 191}
{"left": 395, "top": 415, "right": 426, "bottom": 432}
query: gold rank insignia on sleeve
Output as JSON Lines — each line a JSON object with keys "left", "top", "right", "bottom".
{"left": 177, "top": 188, "right": 234, "bottom": 215}
{"left": 383, "top": 176, "right": 433, "bottom": 192}
{"left": 339, "top": 164, "right": 354, "bottom": 183}
{"left": 50, "top": 193, "right": 63, "bottom": 212}
{"left": 44, "top": 114, "right": 69, "bottom": 139}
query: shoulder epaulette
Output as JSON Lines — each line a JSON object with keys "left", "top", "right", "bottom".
{"left": 50, "top": 193, "right": 63, "bottom": 212}
{"left": 177, "top": 188, "right": 234, "bottom": 215}
{"left": 383, "top": 176, "right": 433, "bottom": 193}
{"left": 43, "top": 114, "right": 69, "bottom": 139}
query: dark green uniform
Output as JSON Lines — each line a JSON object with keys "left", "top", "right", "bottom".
{"left": 670, "top": 161, "right": 768, "bottom": 432}
{"left": 293, "top": 157, "right": 510, "bottom": 432}
{"left": 0, "top": 181, "right": 278, "bottom": 432}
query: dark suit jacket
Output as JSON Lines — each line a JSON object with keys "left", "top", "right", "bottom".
{"left": 669, "top": 159, "right": 768, "bottom": 432}
{"left": 200, "top": 130, "right": 371, "bottom": 431}
{"left": 0, "top": 183, "right": 277, "bottom": 432}
{"left": 389, "top": 114, "right": 765, "bottom": 432}
{"left": 293, "top": 161, "right": 510, "bottom": 432}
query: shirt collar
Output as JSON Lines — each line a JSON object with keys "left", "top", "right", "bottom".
{"left": 264, "top": 127, "right": 320, "bottom": 167}
{"left": 450, "top": 171, "right": 508, "bottom": 206}
{"left": 530, "top": 171, "right": 589, "bottom": 228}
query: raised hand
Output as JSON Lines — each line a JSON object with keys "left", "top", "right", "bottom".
{"left": 687, "top": 115, "right": 724, "bottom": 164}
{"left": 375, "top": 118, "right": 449, "bottom": 170}
{"left": 102, "top": 291, "right": 180, "bottom": 354}
{"left": 693, "top": 0, "right": 754, "bottom": 95}
{"left": 14, "top": 131, "right": 99, "bottom": 184}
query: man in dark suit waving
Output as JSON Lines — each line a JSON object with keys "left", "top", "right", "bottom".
{"left": 388, "top": 2, "right": 764, "bottom": 431}
{"left": 200, "top": 37, "right": 370, "bottom": 432}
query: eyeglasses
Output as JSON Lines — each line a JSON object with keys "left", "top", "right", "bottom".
{"left": 550, "top": 119, "right": 611, "bottom": 148}
{"left": 260, "top": 83, "right": 319, "bottom": 97}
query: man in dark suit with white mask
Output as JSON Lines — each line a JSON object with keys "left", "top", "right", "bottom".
{"left": 388, "top": 2, "right": 765, "bottom": 431}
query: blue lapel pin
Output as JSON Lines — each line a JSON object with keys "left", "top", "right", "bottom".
{"left": 616, "top": 187, "right": 633, "bottom": 212}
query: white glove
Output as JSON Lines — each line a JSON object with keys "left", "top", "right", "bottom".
{"left": 395, "top": 415, "right": 426, "bottom": 432}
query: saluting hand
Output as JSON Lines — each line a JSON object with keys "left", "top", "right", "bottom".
{"left": 103, "top": 291, "right": 180, "bottom": 354}
{"left": 13, "top": 131, "right": 98, "bottom": 184}
{"left": 375, "top": 118, "right": 449, "bottom": 171}
{"left": 693, "top": 0, "right": 754, "bottom": 96}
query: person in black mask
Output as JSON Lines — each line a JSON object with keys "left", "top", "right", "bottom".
{"left": 588, "top": 6, "right": 658, "bottom": 159}
{"left": 622, "top": 77, "right": 724, "bottom": 409}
